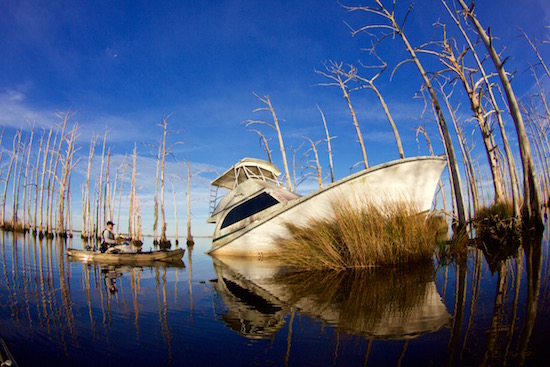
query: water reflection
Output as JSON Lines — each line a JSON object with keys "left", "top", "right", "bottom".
{"left": 210, "top": 256, "right": 451, "bottom": 340}
{"left": 1, "top": 230, "right": 549, "bottom": 366}
{"left": 0, "top": 232, "right": 187, "bottom": 366}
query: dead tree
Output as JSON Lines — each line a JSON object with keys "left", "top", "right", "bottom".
{"left": 153, "top": 141, "right": 162, "bottom": 244}
{"left": 156, "top": 114, "right": 182, "bottom": 246}
{"left": 38, "top": 127, "right": 53, "bottom": 234}
{"left": 184, "top": 161, "right": 210, "bottom": 246}
{"left": 245, "top": 93, "right": 292, "bottom": 190}
{"left": 129, "top": 143, "right": 138, "bottom": 240}
{"left": 317, "top": 105, "right": 336, "bottom": 183}
{"left": 249, "top": 129, "right": 273, "bottom": 164}
{"left": 291, "top": 142, "right": 306, "bottom": 192}
{"left": 354, "top": 56, "right": 405, "bottom": 159}
{"left": 12, "top": 133, "right": 26, "bottom": 228}
{"left": 344, "top": 0, "right": 467, "bottom": 228}
{"left": 116, "top": 158, "right": 128, "bottom": 233}
{"left": 170, "top": 176, "right": 179, "bottom": 245}
{"left": 303, "top": 137, "right": 324, "bottom": 189}
{"left": 415, "top": 126, "right": 449, "bottom": 222}
{"left": 458, "top": 0, "right": 542, "bottom": 228}
{"left": 32, "top": 129, "right": 44, "bottom": 234}
{"left": 104, "top": 148, "right": 112, "bottom": 223}
{"left": 422, "top": 26, "right": 505, "bottom": 204}
{"left": 439, "top": 81, "right": 480, "bottom": 214}
{"left": 47, "top": 112, "right": 69, "bottom": 234}
{"left": 22, "top": 122, "right": 35, "bottom": 231}
{"left": 56, "top": 124, "right": 80, "bottom": 236}
{"left": 316, "top": 61, "right": 369, "bottom": 169}
{"left": 1, "top": 130, "right": 21, "bottom": 227}
{"left": 82, "top": 135, "right": 96, "bottom": 239}
{"left": 442, "top": 0, "right": 520, "bottom": 216}
{"left": 96, "top": 129, "right": 108, "bottom": 238}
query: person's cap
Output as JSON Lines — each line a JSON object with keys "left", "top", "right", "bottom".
{"left": 107, "top": 221, "right": 115, "bottom": 226}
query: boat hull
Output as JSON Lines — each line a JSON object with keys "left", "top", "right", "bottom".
{"left": 208, "top": 156, "right": 446, "bottom": 257}
{"left": 66, "top": 248, "right": 185, "bottom": 264}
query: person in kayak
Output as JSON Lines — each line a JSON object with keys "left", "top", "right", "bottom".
{"left": 100, "top": 221, "right": 117, "bottom": 253}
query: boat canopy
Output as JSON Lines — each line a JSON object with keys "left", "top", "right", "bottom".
{"left": 211, "top": 158, "right": 281, "bottom": 189}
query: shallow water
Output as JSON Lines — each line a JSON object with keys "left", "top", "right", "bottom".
{"left": 0, "top": 231, "right": 549, "bottom": 366}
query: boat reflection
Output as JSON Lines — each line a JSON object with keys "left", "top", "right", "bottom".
{"left": 210, "top": 256, "right": 451, "bottom": 340}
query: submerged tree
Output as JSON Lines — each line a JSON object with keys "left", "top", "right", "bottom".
{"left": 316, "top": 61, "right": 369, "bottom": 169}
{"left": 245, "top": 92, "right": 292, "bottom": 190}
{"left": 457, "top": 0, "right": 543, "bottom": 229}
{"left": 344, "top": 0, "right": 467, "bottom": 228}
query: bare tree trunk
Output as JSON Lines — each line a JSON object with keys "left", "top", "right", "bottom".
{"left": 170, "top": 176, "right": 179, "bottom": 245}
{"left": 49, "top": 112, "right": 69, "bottom": 234}
{"left": 129, "top": 143, "right": 137, "bottom": 240}
{"left": 159, "top": 116, "right": 168, "bottom": 244}
{"left": 458, "top": 0, "right": 542, "bottom": 228}
{"left": 304, "top": 137, "right": 323, "bottom": 189}
{"left": 32, "top": 130, "right": 44, "bottom": 234}
{"left": 416, "top": 126, "right": 449, "bottom": 223}
{"left": 1, "top": 131, "right": 21, "bottom": 227}
{"left": 82, "top": 136, "right": 96, "bottom": 238}
{"left": 22, "top": 124, "right": 35, "bottom": 231}
{"left": 12, "top": 133, "right": 25, "bottom": 227}
{"left": 135, "top": 192, "right": 142, "bottom": 242}
{"left": 317, "top": 105, "right": 335, "bottom": 183}
{"left": 249, "top": 129, "right": 273, "bottom": 164}
{"left": 186, "top": 162, "right": 193, "bottom": 245}
{"left": 352, "top": 64, "right": 405, "bottom": 159}
{"left": 96, "top": 130, "right": 107, "bottom": 238}
{"left": 153, "top": 142, "right": 161, "bottom": 244}
{"left": 316, "top": 62, "right": 369, "bottom": 169}
{"left": 442, "top": 0, "right": 520, "bottom": 216}
{"left": 440, "top": 83, "right": 480, "bottom": 214}
{"left": 56, "top": 124, "right": 79, "bottom": 235}
{"left": 38, "top": 127, "right": 53, "bottom": 234}
{"left": 347, "top": 0, "right": 466, "bottom": 227}
{"left": 437, "top": 32, "right": 505, "bottom": 204}
{"left": 116, "top": 159, "right": 128, "bottom": 233}
{"left": 104, "top": 148, "right": 111, "bottom": 222}
{"left": 245, "top": 93, "right": 293, "bottom": 190}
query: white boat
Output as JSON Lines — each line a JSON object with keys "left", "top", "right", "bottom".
{"left": 207, "top": 156, "right": 447, "bottom": 257}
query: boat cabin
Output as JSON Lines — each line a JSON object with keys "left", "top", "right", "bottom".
{"left": 208, "top": 158, "right": 300, "bottom": 227}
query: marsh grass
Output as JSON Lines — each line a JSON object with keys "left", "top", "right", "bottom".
{"left": 473, "top": 201, "right": 522, "bottom": 271}
{"left": 274, "top": 199, "right": 444, "bottom": 270}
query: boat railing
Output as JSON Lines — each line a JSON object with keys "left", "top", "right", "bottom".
{"left": 237, "top": 165, "right": 281, "bottom": 187}
{"left": 209, "top": 163, "right": 282, "bottom": 217}
{"left": 209, "top": 185, "right": 222, "bottom": 217}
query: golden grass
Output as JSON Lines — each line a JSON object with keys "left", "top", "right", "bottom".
{"left": 473, "top": 201, "right": 521, "bottom": 271}
{"left": 274, "top": 199, "right": 444, "bottom": 270}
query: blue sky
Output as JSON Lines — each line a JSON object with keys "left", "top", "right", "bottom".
{"left": 1, "top": 0, "right": 549, "bottom": 236}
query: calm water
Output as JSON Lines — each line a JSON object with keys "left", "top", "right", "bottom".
{"left": 1, "top": 230, "right": 549, "bottom": 366}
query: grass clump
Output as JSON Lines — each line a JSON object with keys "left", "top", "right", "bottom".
{"left": 274, "top": 200, "right": 443, "bottom": 270}
{"left": 473, "top": 201, "right": 521, "bottom": 271}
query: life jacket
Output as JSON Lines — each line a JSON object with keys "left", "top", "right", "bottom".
{"left": 102, "top": 229, "right": 115, "bottom": 246}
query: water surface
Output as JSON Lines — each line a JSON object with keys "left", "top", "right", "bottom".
{"left": 0, "top": 231, "right": 548, "bottom": 366}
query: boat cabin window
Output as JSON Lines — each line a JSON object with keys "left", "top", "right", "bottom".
{"left": 221, "top": 192, "right": 279, "bottom": 229}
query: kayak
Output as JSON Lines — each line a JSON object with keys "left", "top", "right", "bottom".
{"left": 66, "top": 248, "right": 185, "bottom": 264}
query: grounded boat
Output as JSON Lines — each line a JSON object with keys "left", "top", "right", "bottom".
{"left": 207, "top": 156, "right": 447, "bottom": 257}
{"left": 66, "top": 248, "right": 185, "bottom": 264}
